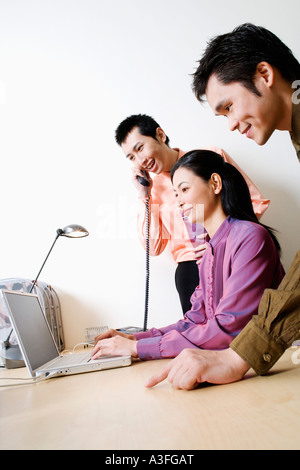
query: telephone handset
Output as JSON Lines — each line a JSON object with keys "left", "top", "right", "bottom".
{"left": 137, "top": 170, "right": 150, "bottom": 187}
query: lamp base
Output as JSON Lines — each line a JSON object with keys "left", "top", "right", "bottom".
{"left": 0, "top": 344, "right": 25, "bottom": 369}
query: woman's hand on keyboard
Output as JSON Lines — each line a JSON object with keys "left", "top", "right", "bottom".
{"left": 91, "top": 329, "right": 138, "bottom": 359}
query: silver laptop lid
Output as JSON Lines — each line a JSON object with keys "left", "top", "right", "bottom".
{"left": 1, "top": 290, "right": 59, "bottom": 376}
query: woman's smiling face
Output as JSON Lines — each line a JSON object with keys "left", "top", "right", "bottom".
{"left": 172, "top": 167, "right": 219, "bottom": 226}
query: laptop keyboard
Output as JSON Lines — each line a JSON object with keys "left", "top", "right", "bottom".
{"left": 57, "top": 351, "right": 92, "bottom": 366}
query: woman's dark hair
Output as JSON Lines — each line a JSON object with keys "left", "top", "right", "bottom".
{"left": 115, "top": 114, "right": 170, "bottom": 146}
{"left": 170, "top": 149, "right": 281, "bottom": 252}
{"left": 193, "top": 23, "right": 300, "bottom": 102}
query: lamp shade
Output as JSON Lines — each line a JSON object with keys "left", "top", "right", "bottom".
{"left": 59, "top": 224, "right": 89, "bottom": 238}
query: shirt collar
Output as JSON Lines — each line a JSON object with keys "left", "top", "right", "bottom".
{"left": 207, "top": 216, "right": 232, "bottom": 250}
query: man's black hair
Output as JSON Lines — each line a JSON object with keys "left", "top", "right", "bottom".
{"left": 193, "top": 23, "right": 300, "bottom": 101}
{"left": 115, "top": 114, "right": 170, "bottom": 146}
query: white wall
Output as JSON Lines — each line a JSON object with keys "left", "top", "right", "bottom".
{"left": 0, "top": 0, "right": 299, "bottom": 348}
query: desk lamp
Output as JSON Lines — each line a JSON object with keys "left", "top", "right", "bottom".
{"left": 1, "top": 224, "right": 89, "bottom": 369}
{"left": 29, "top": 224, "right": 89, "bottom": 293}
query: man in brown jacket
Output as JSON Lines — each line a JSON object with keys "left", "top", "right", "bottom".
{"left": 146, "top": 23, "right": 300, "bottom": 390}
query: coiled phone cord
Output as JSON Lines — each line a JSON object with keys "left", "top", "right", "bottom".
{"left": 143, "top": 188, "right": 150, "bottom": 331}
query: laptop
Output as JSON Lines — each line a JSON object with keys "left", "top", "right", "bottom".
{"left": 1, "top": 290, "right": 131, "bottom": 378}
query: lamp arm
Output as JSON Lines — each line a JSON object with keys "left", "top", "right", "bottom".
{"left": 29, "top": 231, "right": 61, "bottom": 293}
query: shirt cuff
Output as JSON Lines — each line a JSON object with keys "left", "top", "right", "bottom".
{"left": 230, "top": 319, "right": 285, "bottom": 375}
{"left": 136, "top": 337, "right": 162, "bottom": 361}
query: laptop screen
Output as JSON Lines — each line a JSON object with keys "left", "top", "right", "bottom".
{"left": 3, "top": 291, "right": 59, "bottom": 373}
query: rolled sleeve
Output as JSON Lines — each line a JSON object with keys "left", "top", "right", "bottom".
{"left": 230, "top": 251, "right": 300, "bottom": 375}
{"left": 230, "top": 316, "right": 286, "bottom": 375}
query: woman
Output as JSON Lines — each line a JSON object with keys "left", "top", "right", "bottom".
{"left": 91, "top": 150, "right": 284, "bottom": 361}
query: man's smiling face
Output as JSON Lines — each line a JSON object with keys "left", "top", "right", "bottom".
{"left": 205, "top": 72, "right": 279, "bottom": 146}
{"left": 122, "top": 126, "right": 168, "bottom": 174}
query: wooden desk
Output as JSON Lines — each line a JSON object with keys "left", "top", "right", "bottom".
{"left": 0, "top": 348, "right": 300, "bottom": 450}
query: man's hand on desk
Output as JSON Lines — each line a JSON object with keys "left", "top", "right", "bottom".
{"left": 91, "top": 328, "right": 138, "bottom": 359}
{"left": 145, "top": 348, "right": 250, "bottom": 390}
